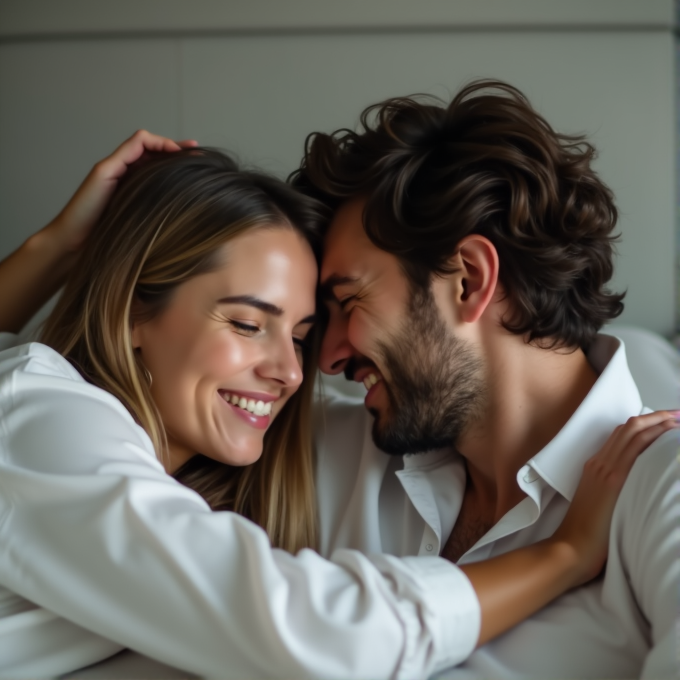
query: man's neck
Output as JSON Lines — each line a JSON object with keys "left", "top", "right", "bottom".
{"left": 457, "top": 337, "right": 598, "bottom": 524}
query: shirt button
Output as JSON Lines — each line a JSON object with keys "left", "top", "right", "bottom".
{"left": 426, "top": 544, "right": 433, "bottom": 552}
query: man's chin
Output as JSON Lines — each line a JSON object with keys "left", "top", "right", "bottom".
{"left": 370, "top": 411, "right": 454, "bottom": 456}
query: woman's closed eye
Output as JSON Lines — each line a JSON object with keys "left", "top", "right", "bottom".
{"left": 229, "top": 320, "right": 260, "bottom": 336}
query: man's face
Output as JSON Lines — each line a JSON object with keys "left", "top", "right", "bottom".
{"left": 320, "top": 199, "right": 486, "bottom": 454}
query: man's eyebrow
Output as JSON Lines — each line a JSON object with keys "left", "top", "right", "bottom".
{"left": 217, "top": 296, "right": 317, "bottom": 325}
{"left": 319, "top": 275, "right": 359, "bottom": 301}
{"left": 217, "top": 295, "right": 283, "bottom": 317}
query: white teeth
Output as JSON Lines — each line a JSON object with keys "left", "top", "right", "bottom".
{"left": 224, "top": 392, "right": 273, "bottom": 417}
{"left": 363, "top": 373, "right": 380, "bottom": 390}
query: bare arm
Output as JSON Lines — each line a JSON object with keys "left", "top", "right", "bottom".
{"left": 459, "top": 410, "right": 678, "bottom": 646}
{"left": 0, "top": 131, "right": 196, "bottom": 333}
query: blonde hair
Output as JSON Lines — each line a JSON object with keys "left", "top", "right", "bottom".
{"left": 41, "top": 149, "right": 324, "bottom": 553}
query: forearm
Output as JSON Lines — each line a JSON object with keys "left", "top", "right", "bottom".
{"left": 461, "top": 539, "right": 580, "bottom": 646}
{"left": 0, "top": 224, "right": 76, "bottom": 333}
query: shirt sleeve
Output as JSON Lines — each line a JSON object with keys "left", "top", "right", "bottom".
{"left": 609, "top": 429, "right": 680, "bottom": 680}
{"left": 0, "top": 347, "right": 480, "bottom": 679}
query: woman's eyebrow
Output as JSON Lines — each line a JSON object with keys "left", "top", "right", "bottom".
{"left": 217, "top": 295, "right": 283, "bottom": 316}
{"left": 218, "top": 296, "right": 317, "bottom": 326}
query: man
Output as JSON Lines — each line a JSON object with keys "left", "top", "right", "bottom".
{"left": 292, "top": 80, "right": 679, "bottom": 678}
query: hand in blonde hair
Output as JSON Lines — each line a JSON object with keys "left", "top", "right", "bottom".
{"left": 46, "top": 130, "right": 198, "bottom": 253}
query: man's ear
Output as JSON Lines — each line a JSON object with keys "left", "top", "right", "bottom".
{"left": 447, "top": 235, "right": 500, "bottom": 324}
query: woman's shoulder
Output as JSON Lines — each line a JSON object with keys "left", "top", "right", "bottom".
{"left": 0, "top": 340, "right": 158, "bottom": 473}
{"left": 0, "top": 338, "right": 83, "bottom": 382}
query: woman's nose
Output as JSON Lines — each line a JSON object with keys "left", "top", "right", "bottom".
{"left": 259, "top": 336, "right": 304, "bottom": 389}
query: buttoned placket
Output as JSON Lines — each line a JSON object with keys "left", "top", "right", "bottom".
{"left": 395, "top": 451, "right": 466, "bottom": 557}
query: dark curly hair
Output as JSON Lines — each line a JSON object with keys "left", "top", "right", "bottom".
{"left": 291, "top": 80, "right": 625, "bottom": 351}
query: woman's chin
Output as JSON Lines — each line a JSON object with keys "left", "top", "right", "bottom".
{"left": 207, "top": 440, "right": 265, "bottom": 467}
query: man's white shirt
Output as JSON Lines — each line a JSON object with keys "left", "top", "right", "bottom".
{"left": 314, "top": 333, "right": 679, "bottom": 679}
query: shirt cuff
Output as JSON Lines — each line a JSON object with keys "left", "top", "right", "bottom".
{"left": 400, "top": 556, "right": 480, "bottom": 675}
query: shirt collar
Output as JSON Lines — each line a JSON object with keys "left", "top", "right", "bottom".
{"left": 528, "top": 333, "right": 643, "bottom": 502}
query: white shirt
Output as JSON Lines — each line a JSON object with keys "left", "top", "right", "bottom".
{"left": 0, "top": 338, "right": 480, "bottom": 679}
{"left": 314, "top": 334, "right": 679, "bottom": 679}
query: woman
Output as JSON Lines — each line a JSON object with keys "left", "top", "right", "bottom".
{"left": 0, "top": 131, "right": 675, "bottom": 678}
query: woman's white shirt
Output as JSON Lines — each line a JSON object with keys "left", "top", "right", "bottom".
{"left": 0, "top": 339, "right": 480, "bottom": 679}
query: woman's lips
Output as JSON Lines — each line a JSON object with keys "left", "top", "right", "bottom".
{"left": 219, "top": 391, "right": 273, "bottom": 430}
{"left": 224, "top": 400, "right": 271, "bottom": 430}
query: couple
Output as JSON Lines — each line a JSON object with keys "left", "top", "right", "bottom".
{"left": 0, "top": 80, "right": 676, "bottom": 678}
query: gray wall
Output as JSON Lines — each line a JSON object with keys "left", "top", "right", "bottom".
{"left": 0, "top": 0, "right": 676, "bottom": 336}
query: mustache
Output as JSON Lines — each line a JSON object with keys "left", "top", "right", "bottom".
{"left": 344, "top": 356, "right": 379, "bottom": 382}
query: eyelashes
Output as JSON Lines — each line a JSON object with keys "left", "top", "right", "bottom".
{"left": 339, "top": 296, "right": 355, "bottom": 310}
{"left": 229, "top": 320, "right": 260, "bottom": 335}
{"left": 229, "top": 319, "right": 310, "bottom": 352}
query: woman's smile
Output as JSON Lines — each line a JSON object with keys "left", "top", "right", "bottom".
{"left": 218, "top": 389, "right": 277, "bottom": 429}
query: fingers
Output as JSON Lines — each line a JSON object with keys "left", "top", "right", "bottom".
{"left": 584, "top": 411, "right": 679, "bottom": 488}
{"left": 98, "top": 130, "right": 198, "bottom": 181}
{"left": 606, "top": 411, "right": 678, "bottom": 456}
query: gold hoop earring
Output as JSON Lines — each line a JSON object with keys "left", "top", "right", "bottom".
{"left": 142, "top": 365, "right": 153, "bottom": 387}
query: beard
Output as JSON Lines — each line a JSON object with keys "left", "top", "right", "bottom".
{"left": 367, "top": 284, "right": 486, "bottom": 455}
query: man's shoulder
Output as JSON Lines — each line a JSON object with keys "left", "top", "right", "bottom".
{"left": 627, "top": 428, "right": 678, "bottom": 487}
{"left": 614, "top": 427, "right": 679, "bottom": 537}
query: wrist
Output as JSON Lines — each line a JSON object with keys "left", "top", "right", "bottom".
{"left": 28, "top": 219, "right": 80, "bottom": 258}
{"left": 542, "top": 538, "right": 584, "bottom": 589}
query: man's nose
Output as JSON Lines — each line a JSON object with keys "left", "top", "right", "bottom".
{"left": 319, "top": 309, "right": 353, "bottom": 375}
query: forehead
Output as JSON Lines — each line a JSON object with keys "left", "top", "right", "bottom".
{"left": 321, "top": 198, "right": 397, "bottom": 283}
{"left": 213, "top": 225, "right": 318, "bottom": 307}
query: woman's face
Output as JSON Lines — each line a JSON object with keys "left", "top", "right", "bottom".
{"left": 132, "top": 225, "right": 318, "bottom": 472}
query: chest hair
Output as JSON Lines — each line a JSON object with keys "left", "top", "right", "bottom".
{"left": 441, "top": 487, "right": 494, "bottom": 563}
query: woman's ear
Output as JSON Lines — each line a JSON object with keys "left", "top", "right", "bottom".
{"left": 446, "top": 235, "right": 500, "bottom": 324}
{"left": 131, "top": 322, "right": 142, "bottom": 350}
{"left": 130, "top": 298, "right": 145, "bottom": 349}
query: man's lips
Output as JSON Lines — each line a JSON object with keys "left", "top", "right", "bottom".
{"left": 350, "top": 366, "right": 385, "bottom": 409}
{"left": 353, "top": 366, "right": 383, "bottom": 390}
